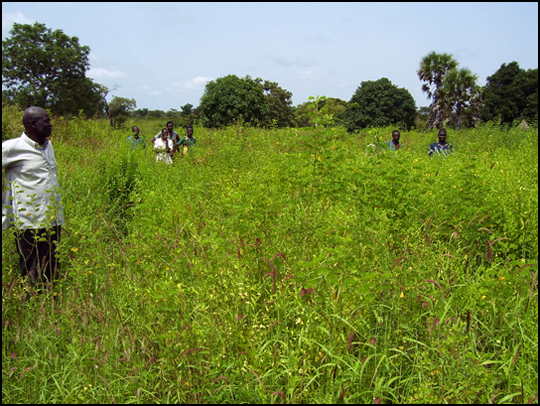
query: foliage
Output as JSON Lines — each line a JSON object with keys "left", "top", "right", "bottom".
{"left": 343, "top": 78, "right": 417, "bottom": 132}
{"left": 258, "top": 79, "right": 295, "bottom": 128}
{"left": 482, "top": 62, "right": 539, "bottom": 126}
{"left": 199, "top": 75, "right": 269, "bottom": 128}
{"left": 417, "top": 52, "right": 459, "bottom": 129}
{"left": 2, "top": 22, "right": 103, "bottom": 117}
{"left": 2, "top": 109, "right": 538, "bottom": 404}
{"left": 441, "top": 67, "right": 483, "bottom": 130}
{"left": 108, "top": 96, "right": 136, "bottom": 129}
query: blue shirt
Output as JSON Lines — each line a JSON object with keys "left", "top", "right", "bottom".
{"left": 428, "top": 142, "right": 453, "bottom": 156}
{"left": 386, "top": 140, "right": 401, "bottom": 151}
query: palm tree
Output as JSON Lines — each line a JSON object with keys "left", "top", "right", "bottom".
{"left": 441, "top": 68, "right": 481, "bottom": 130}
{"left": 417, "top": 52, "right": 458, "bottom": 128}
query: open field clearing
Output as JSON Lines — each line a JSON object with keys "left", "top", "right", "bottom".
{"left": 2, "top": 115, "right": 538, "bottom": 403}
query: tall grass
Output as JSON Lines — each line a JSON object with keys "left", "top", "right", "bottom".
{"left": 2, "top": 113, "right": 538, "bottom": 403}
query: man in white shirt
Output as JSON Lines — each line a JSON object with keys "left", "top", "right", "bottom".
{"left": 2, "top": 106, "right": 64, "bottom": 287}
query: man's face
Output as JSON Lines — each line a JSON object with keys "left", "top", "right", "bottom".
{"left": 162, "top": 130, "right": 169, "bottom": 138}
{"left": 34, "top": 111, "right": 52, "bottom": 140}
{"left": 133, "top": 127, "right": 140, "bottom": 136}
{"left": 187, "top": 127, "right": 193, "bottom": 137}
{"left": 438, "top": 132, "right": 447, "bottom": 143}
{"left": 167, "top": 123, "right": 174, "bottom": 132}
{"left": 392, "top": 132, "right": 400, "bottom": 142}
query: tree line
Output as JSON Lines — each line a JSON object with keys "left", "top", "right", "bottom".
{"left": 3, "top": 22, "right": 538, "bottom": 131}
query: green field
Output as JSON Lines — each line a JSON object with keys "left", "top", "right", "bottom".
{"left": 2, "top": 113, "right": 538, "bottom": 403}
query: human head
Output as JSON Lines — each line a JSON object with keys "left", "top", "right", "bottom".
{"left": 161, "top": 128, "right": 169, "bottom": 138}
{"left": 186, "top": 124, "right": 194, "bottom": 138}
{"left": 132, "top": 126, "right": 140, "bottom": 136}
{"left": 392, "top": 130, "right": 400, "bottom": 143}
{"left": 22, "top": 106, "right": 52, "bottom": 144}
{"left": 438, "top": 128, "right": 447, "bottom": 143}
{"left": 166, "top": 121, "right": 174, "bottom": 133}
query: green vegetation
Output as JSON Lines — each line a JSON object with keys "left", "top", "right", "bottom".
{"left": 2, "top": 22, "right": 104, "bottom": 117}
{"left": 199, "top": 75, "right": 269, "bottom": 128}
{"left": 343, "top": 78, "right": 417, "bottom": 132}
{"left": 482, "top": 62, "right": 539, "bottom": 126}
{"left": 2, "top": 109, "right": 537, "bottom": 403}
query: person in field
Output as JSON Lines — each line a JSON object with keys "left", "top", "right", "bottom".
{"left": 428, "top": 128, "right": 453, "bottom": 156}
{"left": 2, "top": 106, "right": 64, "bottom": 289}
{"left": 153, "top": 128, "right": 175, "bottom": 164}
{"left": 177, "top": 124, "right": 196, "bottom": 154}
{"left": 386, "top": 130, "right": 401, "bottom": 150}
{"left": 127, "top": 126, "right": 146, "bottom": 150}
{"left": 152, "top": 121, "right": 179, "bottom": 153}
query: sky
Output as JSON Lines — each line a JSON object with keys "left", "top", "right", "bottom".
{"left": 2, "top": 2, "right": 538, "bottom": 112}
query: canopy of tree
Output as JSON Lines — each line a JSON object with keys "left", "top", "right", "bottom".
{"left": 482, "top": 62, "right": 538, "bottom": 125}
{"left": 343, "top": 78, "right": 416, "bottom": 132}
{"left": 199, "top": 75, "right": 269, "bottom": 128}
{"left": 2, "top": 22, "right": 104, "bottom": 117}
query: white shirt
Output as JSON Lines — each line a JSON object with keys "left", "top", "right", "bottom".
{"left": 2, "top": 132, "right": 64, "bottom": 230}
{"left": 153, "top": 137, "right": 174, "bottom": 164}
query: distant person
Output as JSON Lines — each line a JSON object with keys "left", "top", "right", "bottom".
{"left": 386, "top": 130, "right": 401, "bottom": 150}
{"left": 127, "top": 126, "right": 146, "bottom": 150}
{"left": 428, "top": 128, "right": 453, "bottom": 156}
{"left": 153, "top": 128, "right": 174, "bottom": 164}
{"left": 2, "top": 106, "right": 64, "bottom": 288}
{"left": 152, "top": 121, "right": 179, "bottom": 153}
{"left": 177, "top": 125, "right": 196, "bottom": 154}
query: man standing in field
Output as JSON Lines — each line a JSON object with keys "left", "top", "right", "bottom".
{"left": 428, "top": 128, "right": 453, "bottom": 156}
{"left": 128, "top": 126, "right": 146, "bottom": 150}
{"left": 386, "top": 130, "right": 401, "bottom": 150}
{"left": 152, "top": 121, "right": 179, "bottom": 153}
{"left": 2, "top": 106, "right": 64, "bottom": 288}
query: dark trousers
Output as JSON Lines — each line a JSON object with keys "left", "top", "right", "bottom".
{"left": 14, "top": 226, "right": 61, "bottom": 284}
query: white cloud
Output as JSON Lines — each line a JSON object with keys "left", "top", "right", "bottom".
{"left": 168, "top": 76, "right": 215, "bottom": 92}
{"left": 2, "top": 12, "right": 34, "bottom": 37}
{"left": 2, "top": 11, "right": 34, "bottom": 28}
{"left": 296, "top": 66, "right": 324, "bottom": 81}
{"left": 87, "top": 67, "right": 128, "bottom": 79}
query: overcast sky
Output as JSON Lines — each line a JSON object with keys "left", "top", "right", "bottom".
{"left": 2, "top": 2, "right": 538, "bottom": 112}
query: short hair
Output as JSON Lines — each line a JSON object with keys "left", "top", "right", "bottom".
{"left": 22, "top": 106, "right": 47, "bottom": 127}
{"left": 438, "top": 128, "right": 447, "bottom": 136}
{"left": 132, "top": 126, "right": 139, "bottom": 131}
{"left": 166, "top": 121, "right": 174, "bottom": 127}
{"left": 161, "top": 127, "right": 168, "bottom": 132}
{"left": 392, "top": 130, "right": 400, "bottom": 135}
{"left": 186, "top": 124, "right": 193, "bottom": 129}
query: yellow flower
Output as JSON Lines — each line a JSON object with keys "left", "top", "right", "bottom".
{"left": 400, "top": 291, "right": 404, "bottom": 298}
{"left": 87, "top": 271, "right": 92, "bottom": 275}
{"left": 481, "top": 295, "right": 486, "bottom": 300}
{"left": 433, "top": 370, "right": 440, "bottom": 374}
{"left": 317, "top": 156, "right": 322, "bottom": 162}
{"left": 499, "top": 277, "right": 506, "bottom": 281}
{"left": 426, "top": 173, "right": 430, "bottom": 177}
{"left": 165, "top": 266, "right": 170, "bottom": 271}
{"left": 71, "top": 247, "right": 79, "bottom": 252}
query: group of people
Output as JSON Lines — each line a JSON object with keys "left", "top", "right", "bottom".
{"left": 386, "top": 128, "right": 454, "bottom": 156}
{"left": 127, "top": 121, "right": 196, "bottom": 164}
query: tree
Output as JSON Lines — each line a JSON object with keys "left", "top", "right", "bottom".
{"left": 417, "top": 52, "right": 458, "bottom": 128}
{"left": 482, "top": 62, "right": 538, "bottom": 125}
{"left": 440, "top": 68, "right": 482, "bottom": 130}
{"left": 258, "top": 79, "right": 294, "bottom": 128}
{"left": 181, "top": 103, "right": 193, "bottom": 117}
{"left": 108, "top": 96, "right": 136, "bottom": 128}
{"left": 199, "top": 75, "right": 269, "bottom": 128}
{"left": 2, "top": 22, "right": 103, "bottom": 117}
{"left": 343, "top": 78, "right": 416, "bottom": 132}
